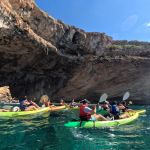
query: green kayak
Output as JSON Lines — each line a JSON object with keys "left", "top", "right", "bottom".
{"left": 64, "top": 112, "right": 139, "bottom": 128}
{"left": 0, "top": 107, "right": 50, "bottom": 118}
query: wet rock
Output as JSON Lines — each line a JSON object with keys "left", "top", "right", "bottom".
{"left": 0, "top": 86, "right": 12, "bottom": 102}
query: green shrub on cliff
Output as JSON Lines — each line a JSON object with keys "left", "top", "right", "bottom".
{"left": 106, "top": 44, "right": 143, "bottom": 51}
{"left": 123, "top": 45, "right": 143, "bottom": 50}
{"left": 106, "top": 44, "right": 122, "bottom": 50}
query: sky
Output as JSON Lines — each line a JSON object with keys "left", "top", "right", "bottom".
{"left": 35, "top": 0, "right": 150, "bottom": 42}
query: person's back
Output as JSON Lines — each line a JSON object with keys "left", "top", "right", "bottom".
{"left": 19, "top": 97, "right": 27, "bottom": 111}
{"left": 111, "top": 104, "right": 119, "bottom": 114}
{"left": 19, "top": 96, "right": 39, "bottom": 111}
{"left": 110, "top": 101, "right": 120, "bottom": 119}
{"left": 79, "top": 102, "right": 92, "bottom": 121}
{"left": 79, "top": 99, "right": 108, "bottom": 121}
{"left": 97, "top": 101, "right": 112, "bottom": 118}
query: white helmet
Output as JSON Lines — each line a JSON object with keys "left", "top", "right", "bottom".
{"left": 12, "top": 106, "right": 20, "bottom": 112}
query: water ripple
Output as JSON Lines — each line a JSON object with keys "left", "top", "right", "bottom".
{"left": 0, "top": 106, "right": 150, "bottom": 150}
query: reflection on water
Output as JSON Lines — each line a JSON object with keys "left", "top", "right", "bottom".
{"left": 0, "top": 106, "right": 150, "bottom": 150}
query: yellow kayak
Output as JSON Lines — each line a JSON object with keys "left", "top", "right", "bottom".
{"left": 0, "top": 107, "right": 50, "bottom": 118}
{"left": 135, "top": 109, "right": 146, "bottom": 115}
{"left": 50, "top": 105, "right": 66, "bottom": 111}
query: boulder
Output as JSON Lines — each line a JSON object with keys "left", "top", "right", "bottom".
{"left": 0, "top": 86, "right": 12, "bottom": 102}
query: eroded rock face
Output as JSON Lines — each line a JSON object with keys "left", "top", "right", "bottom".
{"left": 0, "top": 0, "right": 150, "bottom": 104}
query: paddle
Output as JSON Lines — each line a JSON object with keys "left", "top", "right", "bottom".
{"left": 99, "top": 93, "right": 108, "bottom": 103}
{"left": 97, "top": 93, "right": 108, "bottom": 113}
{"left": 122, "top": 92, "right": 130, "bottom": 101}
{"left": 121, "top": 92, "right": 135, "bottom": 114}
{"left": 121, "top": 91, "right": 132, "bottom": 107}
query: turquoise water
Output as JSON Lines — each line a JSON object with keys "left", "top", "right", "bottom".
{"left": 0, "top": 106, "right": 150, "bottom": 150}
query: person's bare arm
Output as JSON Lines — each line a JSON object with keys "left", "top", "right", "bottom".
{"left": 91, "top": 105, "right": 96, "bottom": 114}
{"left": 31, "top": 101, "right": 40, "bottom": 108}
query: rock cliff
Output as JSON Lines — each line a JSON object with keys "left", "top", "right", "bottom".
{"left": 0, "top": 0, "right": 150, "bottom": 104}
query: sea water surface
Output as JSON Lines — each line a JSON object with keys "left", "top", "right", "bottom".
{"left": 0, "top": 105, "right": 150, "bottom": 150}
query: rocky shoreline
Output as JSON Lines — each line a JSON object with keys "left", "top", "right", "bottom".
{"left": 0, "top": 0, "right": 150, "bottom": 104}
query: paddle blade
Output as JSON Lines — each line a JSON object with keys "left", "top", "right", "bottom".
{"left": 128, "top": 101, "right": 133, "bottom": 105}
{"left": 99, "top": 93, "right": 108, "bottom": 102}
{"left": 123, "top": 92, "right": 130, "bottom": 101}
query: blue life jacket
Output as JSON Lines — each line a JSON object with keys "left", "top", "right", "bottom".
{"left": 111, "top": 104, "right": 120, "bottom": 115}
{"left": 19, "top": 103, "right": 26, "bottom": 111}
{"left": 19, "top": 98, "right": 28, "bottom": 111}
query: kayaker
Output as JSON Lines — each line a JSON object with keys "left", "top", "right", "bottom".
{"left": 110, "top": 101, "right": 119, "bottom": 118}
{"left": 69, "top": 99, "right": 78, "bottom": 108}
{"left": 60, "top": 99, "right": 67, "bottom": 106}
{"left": 44, "top": 100, "right": 55, "bottom": 107}
{"left": 97, "top": 101, "right": 112, "bottom": 119}
{"left": 110, "top": 101, "right": 129, "bottom": 119}
{"left": 11, "top": 97, "right": 19, "bottom": 103}
{"left": 79, "top": 99, "right": 108, "bottom": 121}
{"left": 19, "top": 96, "right": 39, "bottom": 111}
{"left": 121, "top": 101, "right": 133, "bottom": 112}
{"left": 40, "top": 95, "right": 55, "bottom": 107}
